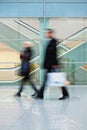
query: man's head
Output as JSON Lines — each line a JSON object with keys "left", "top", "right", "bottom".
{"left": 45, "top": 29, "right": 54, "bottom": 38}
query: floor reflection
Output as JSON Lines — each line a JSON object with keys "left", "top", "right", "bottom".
{"left": 0, "top": 88, "right": 86, "bottom": 130}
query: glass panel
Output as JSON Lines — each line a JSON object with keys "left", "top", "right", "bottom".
{"left": 62, "top": 63, "right": 87, "bottom": 85}
{"left": 50, "top": 18, "right": 87, "bottom": 85}
{"left": 57, "top": 45, "right": 68, "bottom": 56}
{"left": 0, "top": 17, "right": 87, "bottom": 85}
{"left": 0, "top": 58, "right": 40, "bottom": 83}
{"left": 0, "top": 18, "right": 40, "bottom": 84}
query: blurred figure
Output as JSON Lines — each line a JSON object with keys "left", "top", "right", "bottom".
{"left": 15, "top": 42, "right": 38, "bottom": 97}
{"left": 35, "top": 29, "right": 69, "bottom": 100}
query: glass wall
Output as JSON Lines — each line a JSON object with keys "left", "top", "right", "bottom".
{"left": 0, "top": 17, "right": 87, "bottom": 85}
{"left": 49, "top": 18, "right": 87, "bottom": 85}
{"left": 0, "top": 18, "right": 40, "bottom": 84}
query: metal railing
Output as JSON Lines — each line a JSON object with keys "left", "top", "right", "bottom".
{"left": 0, "top": 62, "right": 87, "bottom": 85}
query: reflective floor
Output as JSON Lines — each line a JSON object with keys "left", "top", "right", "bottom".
{"left": 0, "top": 86, "right": 87, "bottom": 130}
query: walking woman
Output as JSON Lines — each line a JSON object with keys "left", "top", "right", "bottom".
{"left": 15, "top": 42, "right": 38, "bottom": 97}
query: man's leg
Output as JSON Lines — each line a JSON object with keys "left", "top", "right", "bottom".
{"left": 29, "top": 76, "right": 38, "bottom": 94}
{"left": 36, "top": 70, "right": 48, "bottom": 99}
{"left": 62, "top": 87, "right": 69, "bottom": 97}
{"left": 59, "top": 87, "right": 69, "bottom": 100}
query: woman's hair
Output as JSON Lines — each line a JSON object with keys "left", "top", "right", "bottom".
{"left": 24, "top": 41, "right": 33, "bottom": 47}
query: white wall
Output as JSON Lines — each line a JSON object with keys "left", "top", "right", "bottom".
{"left": 49, "top": 18, "right": 87, "bottom": 39}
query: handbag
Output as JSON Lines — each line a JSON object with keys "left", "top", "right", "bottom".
{"left": 16, "top": 62, "right": 30, "bottom": 76}
{"left": 47, "top": 72, "right": 67, "bottom": 87}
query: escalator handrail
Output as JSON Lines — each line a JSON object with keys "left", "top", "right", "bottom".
{"left": 57, "top": 40, "right": 87, "bottom": 58}
{"left": 0, "top": 68, "right": 39, "bottom": 83}
{"left": 19, "top": 20, "right": 39, "bottom": 34}
{"left": 0, "top": 55, "right": 40, "bottom": 70}
{"left": 57, "top": 27, "right": 87, "bottom": 47}
{"left": 14, "top": 20, "right": 39, "bottom": 36}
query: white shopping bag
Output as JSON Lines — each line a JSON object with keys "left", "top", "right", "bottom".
{"left": 47, "top": 72, "right": 66, "bottom": 87}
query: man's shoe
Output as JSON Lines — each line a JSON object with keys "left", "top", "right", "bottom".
{"left": 33, "top": 95, "right": 43, "bottom": 99}
{"left": 31, "top": 93, "right": 37, "bottom": 97}
{"left": 15, "top": 93, "right": 21, "bottom": 97}
{"left": 59, "top": 96, "right": 66, "bottom": 100}
{"left": 37, "top": 96, "right": 43, "bottom": 99}
{"left": 59, "top": 95, "right": 69, "bottom": 100}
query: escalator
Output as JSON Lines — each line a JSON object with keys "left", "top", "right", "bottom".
{"left": 66, "top": 64, "right": 87, "bottom": 85}
{"left": 0, "top": 41, "right": 39, "bottom": 83}
{"left": 0, "top": 42, "right": 20, "bottom": 68}
{"left": 58, "top": 27, "right": 87, "bottom": 57}
{"left": 57, "top": 27, "right": 87, "bottom": 71}
{"left": 57, "top": 27, "right": 87, "bottom": 85}
{"left": 14, "top": 19, "right": 39, "bottom": 36}
{"left": 0, "top": 18, "right": 40, "bottom": 83}
{"left": 0, "top": 56, "right": 40, "bottom": 83}
{"left": 0, "top": 40, "right": 39, "bottom": 83}
{"left": 0, "top": 19, "right": 39, "bottom": 58}
{"left": 0, "top": 19, "right": 87, "bottom": 84}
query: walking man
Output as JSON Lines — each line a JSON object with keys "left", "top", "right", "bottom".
{"left": 35, "top": 29, "right": 69, "bottom": 100}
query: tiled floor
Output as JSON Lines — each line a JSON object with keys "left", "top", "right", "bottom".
{"left": 0, "top": 86, "right": 87, "bottom": 130}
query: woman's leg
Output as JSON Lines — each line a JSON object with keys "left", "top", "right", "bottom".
{"left": 15, "top": 76, "right": 27, "bottom": 97}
